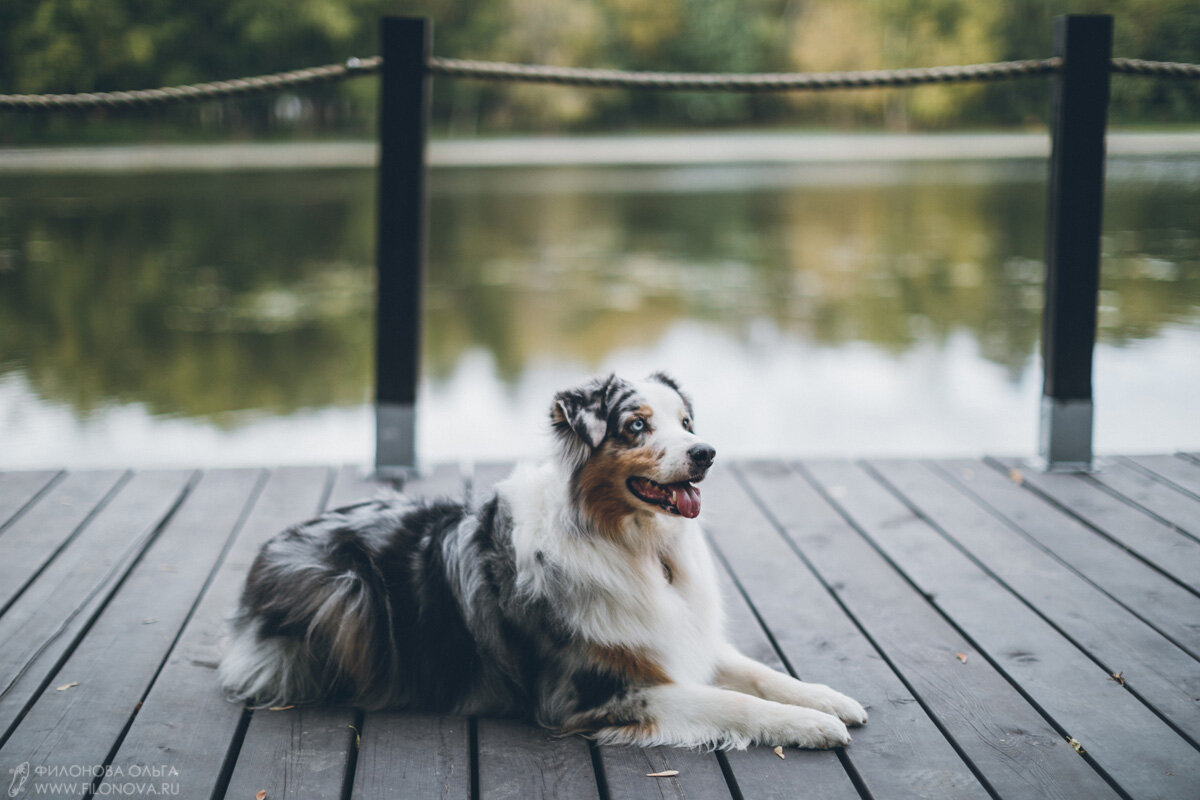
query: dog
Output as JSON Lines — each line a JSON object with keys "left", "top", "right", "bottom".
{"left": 218, "top": 373, "right": 866, "bottom": 749}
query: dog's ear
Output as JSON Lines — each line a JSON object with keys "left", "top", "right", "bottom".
{"left": 550, "top": 374, "right": 626, "bottom": 464}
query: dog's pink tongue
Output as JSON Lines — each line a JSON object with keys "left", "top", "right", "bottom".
{"left": 673, "top": 483, "right": 701, "bottom": 518}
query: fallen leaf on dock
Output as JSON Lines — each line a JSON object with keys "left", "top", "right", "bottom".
{"left": 955, "top": 652, "right": 968, "bottom": 663}
{"left": 1009, "top": 469, "right": 1024, "bottom": 485}
{"left": 647, "top": 770, "right": 679, "bottom": 778}
{"left": 56, "top": 681, "right": 79, "bottom": 691}
{"left": 1109, "top": 671, "right": 1125, "bottom": 686}
{"left": 1068, "top": 738, "right": 1085, "bottom": 754}
{"left": 256, "top": 791, "right": 267, "bottom": 800}
{"left": 773, "top": 746, "right": 785, "bottom": 760}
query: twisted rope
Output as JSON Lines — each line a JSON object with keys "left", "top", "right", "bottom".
{"left": 1110, "top": 57, "right": 1200, "bottom": 79}
{"left": 0, "top": 57, "right": 382, "bottom": 110}
{"left": 426, "top": 56, "right": 1063, "bottom": 90}
{"left": 1, "top": 55, "right": 1197, "bottom": 111}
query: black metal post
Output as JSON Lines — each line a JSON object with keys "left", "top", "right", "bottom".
{"left": 375, "top": 17, "right": 431, "bottom": 474}
{"left": 1040, "top": 14, "right": 1112, "bottom": 471}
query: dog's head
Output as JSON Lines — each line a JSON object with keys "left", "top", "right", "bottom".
{"left": 551, "top": 373, "right": 716, "bottom": 527}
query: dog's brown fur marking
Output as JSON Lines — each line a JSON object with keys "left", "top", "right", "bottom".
{"left": 600, "top": 717, "right": 660, "bottom": 740}
{"left": 575, "top": 442, "right": 664, "bottom": 537}
{"left": 590, "top": 643, "right": 671, "bottom": 686}
{"left": 562, "top": 645, "right": 666, "bottom": 737}
{"left": 561, "top": 711, "right": 659, "bottom": 740}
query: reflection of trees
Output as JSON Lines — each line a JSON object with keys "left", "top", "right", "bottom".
{"left": 2, "top": 162, "right": 1197, "bottom": 424}
{"left": 1100, "top": 180, "right": 1200, "bottom": 345}
{"left": 0, "top": 171, "right": 376, "bottom": 422}
{"left": 429, "top": 165, "right": 1199, "bottom": 386}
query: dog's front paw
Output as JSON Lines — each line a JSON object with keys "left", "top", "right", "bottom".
{"left": 794, "top": 683, "right": 868, "bottom": 727}
{"left": 825, "top": 690, "right": 868, "bottom": 727}
{"left": 779, "top": 708, "right": 851, "bottom": 750}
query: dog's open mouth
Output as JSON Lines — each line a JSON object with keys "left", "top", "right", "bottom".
{"left": 627, "top": 476, "right": 701, "bottom": 518}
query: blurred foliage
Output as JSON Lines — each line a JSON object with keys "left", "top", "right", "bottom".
{"left": 2, "top": 161, "right": 1197, "bottom": 420}
{"left": 2, "top": 0, "right": 1198, "bottom": 143}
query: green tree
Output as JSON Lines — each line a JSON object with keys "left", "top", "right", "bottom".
{"left": 1, "top": 0, "right": 1197, "bottom": 137}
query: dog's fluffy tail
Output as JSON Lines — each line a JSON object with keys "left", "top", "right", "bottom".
{"left": 218, "top": 616, "right": 320, "bottom": 708}
{"left": 218, "top": 518, "right": 399, "bottom": 709}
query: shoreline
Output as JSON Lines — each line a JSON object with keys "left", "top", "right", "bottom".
{"left": 2, "top": 131, "right": 1200, "bottom": 173}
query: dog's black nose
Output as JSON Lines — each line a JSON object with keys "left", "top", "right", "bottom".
{"left": 688, "top": 444, "right": 716, "bottom": 469}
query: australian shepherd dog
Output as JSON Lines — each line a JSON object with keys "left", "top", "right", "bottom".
{"left": 219, "top": 373, "right": 866, "bottom": 749}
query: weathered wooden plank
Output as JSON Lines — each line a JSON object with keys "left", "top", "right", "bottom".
{"left": 804, "top": 459, "right": 1200, "bottom": 800}
{"left": 710, "top": 558, "right": 860, "bottom": 800}
{"left": 0, "top": 469, "right": 125, "bottom": 613}
{"left": 476, "top": 717, "right": 600, "bottom": 800}
{"left": 938, "top": 459, "right": 1200, "bottom": 660}
{"left": 1083, "top": 460, "right": 1200, "bottom": 542}
{"left": 745, "top": 460, "right": 1119, "bottom": 800}
{"left": 703, "top": 465, "right": 991, "bottom": 800}
{"left": 0, "top": 469, "right": 255, "bottom": 787}
{"left": 402, "top": 462, "right": 470, "bottom": 502}
{"left": 352, "top": 712, "right": 469, "bottom": 800}
{"left": 223, "top": 705, "right": 360, "bottom": 800}
{"left": 994, "top": 457, "right": 1200, "bottom": 591}
{"left": 0, "top": 470, "right": 190, "bottom": 739}
{"left": 328, "top": 463, "right": 402, "bottom": 509}
{"left": 350, "top": 463, "right": 470, "bottom": 800}
{"left": 99, "top": 467, "right": 329, "bottom": 800}
{"left": 0, "top": 470, "right": 60, "bottom": 533}
{"left": 1119, "top": 454, "right": 1200, "bottom": 505}
{"left": 600, "top": 744, "right": 731, "bottom": 800}
{"left": 873, "top": 459, "right": 1200, "bottom": 751}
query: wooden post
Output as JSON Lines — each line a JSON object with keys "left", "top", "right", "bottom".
{"left": 1039, "top": 14, "right": 1112, "bottom": 472}
{"left": 375, "top": 17, "right": 431, "bottom": 475}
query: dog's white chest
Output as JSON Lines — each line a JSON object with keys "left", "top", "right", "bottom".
{"left": 502, "top": 466, "right": 727, "bottom": 685}
{"left": 650, "top": 546, "right": 725, "bottom": 683}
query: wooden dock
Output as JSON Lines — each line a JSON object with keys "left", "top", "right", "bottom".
{"left": 1, "top": 455, "right": 1198, "bottom": 799}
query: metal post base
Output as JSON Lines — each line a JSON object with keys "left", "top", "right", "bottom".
{"left": 376, "top": 401, "right": 417, "bottom": 478}
{"left": 1038, "top": 396, "right": 1094, "bottom": 472}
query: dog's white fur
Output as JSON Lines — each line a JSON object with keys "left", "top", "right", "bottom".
{"left": 502, "top": 377, "right": 865, "bottom": 748}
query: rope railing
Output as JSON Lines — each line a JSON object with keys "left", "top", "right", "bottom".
{"left": 1110, "top": 57, "right": 1200, "bottom": 78}
{"left": 426, "top": 56, "right": 1064, "bottom": 90}
{"left": 0, "top": 57, "right": 382, "bottom": 110}
{"left": 1, "top": 54, "right": 1197, "bottom": 111}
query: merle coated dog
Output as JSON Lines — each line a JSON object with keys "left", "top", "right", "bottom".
{"left": 219, "top": 373, "right": 866, "bottom": 749}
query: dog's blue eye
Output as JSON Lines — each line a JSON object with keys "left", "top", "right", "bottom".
{"left": 682, "top": 417, "right": 692, "bottom": 431}
{"left": 629, "top": 419, "right": 646, "bottom": 433}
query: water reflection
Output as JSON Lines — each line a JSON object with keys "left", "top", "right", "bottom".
{"left": 0, "top": 156, "right": 1197, "bottom": 466}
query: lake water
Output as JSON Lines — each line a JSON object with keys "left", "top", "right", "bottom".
{"left": 1, "top": 153, "right": 1198, "bottom": 468}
